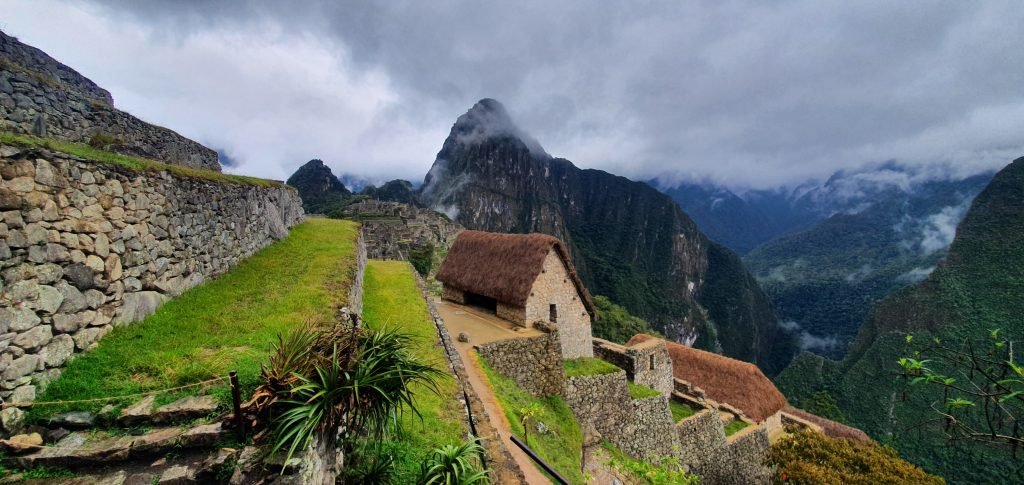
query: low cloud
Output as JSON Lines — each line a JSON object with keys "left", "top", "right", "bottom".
{"left": 919, "top": 203, "right": 970, "bottom": 255}
{"left": 898, "top": 266, "right": 935, "bottom": 283}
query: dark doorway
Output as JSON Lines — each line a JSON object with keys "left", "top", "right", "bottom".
{"left": 549, "top": 304, "right": 558, "bottom": 323}
{"left": 465, "top": 292, "right": 497, "bottom": 313}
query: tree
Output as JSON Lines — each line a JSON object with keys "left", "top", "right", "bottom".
{"left": 898, "top": 329, "right": 1024, "bottom": 454}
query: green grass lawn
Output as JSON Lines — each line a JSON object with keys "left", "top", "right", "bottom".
{"left": 361, "top": 260, "right": 468, "bottom": 482}
{"left": 724, "top": 418, "right": 750, "bottom": 436}
{"left": 479, "top": 356, "right": 585, "bottom": 484}
{"left": 563, "top": 357, "right": 621, "bottom": 378}
{"left": 31, "top": 219, "right": 359, "bottom": 419}
{"left": 0, "top": 131, "right": 280, "bottom": 187}
{"left": 669, "top": 400, "right": 696, "bottom": 422}
{"left": 627, "top": 382, "right": 661, "bottom": 399}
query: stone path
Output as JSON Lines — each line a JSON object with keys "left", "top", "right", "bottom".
{"left": 434, "top": 299, "right": 552, "bottom": 485}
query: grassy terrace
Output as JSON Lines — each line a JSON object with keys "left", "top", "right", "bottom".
{"left": 669, "top": 400, "right": 697, "bottom": 422}
{"left": 0, "top": 131, "right": 282, "bottom": 187}
{"left": 361, "top": 260, "right": 468, "bottom": 482}
{"left": 31, "top": 219, "right": 359, "bottom": 419}
{"left": 724, "top": 418, "right": 750, "bottom": 436}
{"left": 627, "top": 382, "right": 661, "bottom": 399}
{"left": 479, "top": 357, "right": 585, "bottom": 484}
{"left": 563, "top": 357, "right": 620, "bottom": 377}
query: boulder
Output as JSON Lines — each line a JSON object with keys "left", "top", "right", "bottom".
{"left": 114, "top": 291, "right": 168, "bottom": 324}
{"left": 1, "top": 432, "right": 43, "bottom": 454}
{"left": 0, "top": 407, "right": 26, "bottom": 434}
{"left": 41, "top": 334, "right": 75, "bottom": 367}
{"left": 153, "top": 395, "right": 219, "bottom": 423}
{"left": 48, "top": 411, "right": 96, "bottom": 429}
{"left": 118, "top": 395, "right": 155, "bottom": 426}
{"left": 64, "top": 263, "right": 96, "bottom": 290}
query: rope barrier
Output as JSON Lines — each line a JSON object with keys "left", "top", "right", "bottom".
{"left": 1, "top": 376, "right": 229, "bottom": 409}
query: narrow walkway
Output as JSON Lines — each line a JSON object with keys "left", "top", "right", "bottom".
{"left": 433, "top": 299, "right": 552, "bottom": 485}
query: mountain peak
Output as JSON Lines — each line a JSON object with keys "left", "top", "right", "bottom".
{"left": 445, "top": 98, "right": 549, "bottom": 158}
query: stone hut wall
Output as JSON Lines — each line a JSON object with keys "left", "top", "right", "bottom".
{"left": 476, "top": 330, "right": 565, "bottom": 397}
{"left": 0, "top": 31, "right": 219, "bottom": 171}
{"left": 565, "top": 370, "right": 678, "bottom": 462}
{"left": 441, "top": 285, "right": 465, "bottom": 304}
{"left": 525, "top": 250, "right": 592, "bottom": 358}
{"left": 593, "top": 337, "right": 673, "bottom": 397}
{"left": 675, "top": 409, "right": 728, "bottom": 479}
{"left": 722, "top": 426, "right": 771, "bottom": 485}
{"left": 495, "top": 301, "right": 526, "bottom": 326}
{"left": 0, "top": 144, "right": 303, "bottom": 405}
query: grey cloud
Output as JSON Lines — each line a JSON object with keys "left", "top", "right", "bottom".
{"left": 2, "top": 0, "right": 1022, "bottom": 187}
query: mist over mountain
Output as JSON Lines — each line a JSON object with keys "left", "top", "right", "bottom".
{"left": 774, "top": 155, "right": 1024, "bottom": 483}
{"left": 421, "top": 99, "right": 798, "bottom": 374}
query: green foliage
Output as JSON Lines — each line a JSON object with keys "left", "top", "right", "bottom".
{"left": 32, "top": 219, "right": 358, "bottom": 419}
{"left": 724, "top": 419, "right": 749, "bottom": 436}
{"left": 362, "top": 261, "right": 469, "bottom": 482}
{"left": 272, "top": 326, "right": 445, "bottom": 463}
{"left": 591, "top": 295, "right": 661, "bottom": 344}
{"left": 795, "top": 391, "right": 848, "bottom": 425}
{"left": 417, "top": 440, "right": 490, "bottom": 485}
{"left": 0, "top": 130, "right": 280, "bottom": 187}
{"left": 668, "top": 400, "right": 696, "bottom": 422}
{"left": 563, "top": 357, "right": 620, "bottom": 378}
{"left": 627, "top": 382, "right": 660, "bottom": 399}
{"left": 771, "top": 429, "right": 944, "bottom": 485}
{"left": 602, "top": 442, "right": 699, "bottom": 485}
{"left": 409, "top": 244, "right": 436, "bottom": 276}
{"left": 479, "top": 357, "right": 584, "bottom": 484}
{"left": 21, "top": 466, "right": 76, "bottom": 480}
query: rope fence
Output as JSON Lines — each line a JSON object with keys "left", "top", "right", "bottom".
{"left": 0, "top": 376, "right": 230, "bottom": 410}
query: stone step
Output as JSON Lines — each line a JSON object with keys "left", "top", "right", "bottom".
{"left": 10, "top": 422, "right": 224, "bottom": 469}
{"left": 116, "top": 394, "right": 220, "bottom": 427}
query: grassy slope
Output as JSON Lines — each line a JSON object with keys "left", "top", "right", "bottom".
{"left": 32, "top": 219, "right": 358, "bottom": 417}
{"left": 361, "top": 260, "right": 467, "bottom": 482}
{"left": 0, "top": 131, "right": 281, "bottom": 187}
{"left": 479, "top": 357, "right": 585, "bottom": 484}
{"left": 669, "top": 400, "right": 696, "bottom": 422}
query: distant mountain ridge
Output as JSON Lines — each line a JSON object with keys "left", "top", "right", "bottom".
{"left": 420, "top": 98, "right": 798, "bottom": 375}
{"left": 774, "top": 156, "right": 1024, "bottom": 483}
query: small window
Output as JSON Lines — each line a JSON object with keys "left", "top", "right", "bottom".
{"left": 549, "top": 304, "right": 558, "bottom": 323}
{"left": 649, "top": 354, "right": 656, "bottom": 370}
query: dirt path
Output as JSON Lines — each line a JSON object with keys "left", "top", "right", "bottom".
{"left": 434, "top": 300, "right": 552, "bottom": 484}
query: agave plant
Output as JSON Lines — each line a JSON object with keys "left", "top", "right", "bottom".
{"left": 418, "top": 440, "right": 489, "bottom": 485}
{"left": 270, "top": 325, "right": 444, "bottom": 463}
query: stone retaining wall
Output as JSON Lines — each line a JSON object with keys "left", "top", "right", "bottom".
{"left": 476, "top": 331, "right": 565, "bottom": 397}
{"left": 565, "top": 371, "right": 677, "bottom": 461}
{"left": 0, "top": 144, "right": 303, "bottom": 405}
{"left": 0, "top": 31, "right": 219, "bottom": 171}
{"left": 593, "top": 337, "right": 673, "bottom": 397}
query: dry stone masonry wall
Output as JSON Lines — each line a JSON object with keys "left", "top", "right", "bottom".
{"left": 475, "top": 330, "right": 565, "bottom": 397}
{"left": 0, "top": 31, "right": 219, "bottom": 171}
{"left": 564, "top": 370, "right": 678, "bottom": 461}
{"left": 0, "top": 144, "right": 302, "bottom": 406}
{"left": 593, "top": 337, "right": 673, "bottom": 397}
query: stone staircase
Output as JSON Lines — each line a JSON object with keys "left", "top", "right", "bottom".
{"left": 0, "top": 394, "right": 285, "bottom": 484}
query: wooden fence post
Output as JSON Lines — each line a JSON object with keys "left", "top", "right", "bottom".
{"left": 229, "top": 370, "right": 245, "bottom": 441}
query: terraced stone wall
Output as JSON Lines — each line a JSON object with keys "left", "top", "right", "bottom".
{"left": 0, "top": 144, "right": 302, "bottom": 406}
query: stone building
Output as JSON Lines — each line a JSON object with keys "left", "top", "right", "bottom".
{"left": 436, "top": 230, "right": 596, "bottom": 358}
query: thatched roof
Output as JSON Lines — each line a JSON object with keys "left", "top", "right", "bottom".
{"left": 627, "top": 334, "right": 787, "bottom": 422}
{"left": 436, "top": 230, "right": 596, "bottom": 319}
{"left": 782, "top": 406, "right": 872, "bottom": 443}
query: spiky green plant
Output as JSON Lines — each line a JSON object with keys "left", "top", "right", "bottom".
{"left": 417, "top": 440, "right": 489, "bottom": 485}
{"left": 270, "top": 325, "right": 444, "bottom": 464}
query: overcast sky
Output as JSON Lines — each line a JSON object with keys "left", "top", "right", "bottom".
{"left": 2, "top": 1, "right": 1022, "bottom": 188}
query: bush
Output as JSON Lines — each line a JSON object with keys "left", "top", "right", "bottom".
{"left": 771, "top": 429, "right": 944, "bottom": 485}
{"left": 417, "top": 440, "right": 489, "bottom": 484}
{"left": 591, "top": 295, "right": 660, "bottom": 344}
{"left": 409, "top": 244, "right": 436, "bottom": 276}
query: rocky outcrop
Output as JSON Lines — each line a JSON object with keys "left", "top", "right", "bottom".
{"left": 0, "top": 143, "right": 303, "bottom": 405}
{"left": 421, "top": 98, "right": 797, "bottom": 374}
{"left": 0, "top": 30, "right": 219, "bottom": 171}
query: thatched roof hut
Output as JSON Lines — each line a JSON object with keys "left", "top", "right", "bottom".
{"left": 436, "top": 230, "right": 596, "bottom": 319}
{"left": 627, "top": 334, "right": 787, "bottom": 422}
{"left": 782, "top": 406, "right": 872, "bottom": 443}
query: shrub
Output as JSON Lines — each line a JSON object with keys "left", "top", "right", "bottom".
{"left": 417, "top": 439, "right": 489, "bottom": 484}
{"left": 409, "top": 244, "right": 436, "bottom": 276}
{"left": 771, "top": 429, "right": 944, "bottom": 485}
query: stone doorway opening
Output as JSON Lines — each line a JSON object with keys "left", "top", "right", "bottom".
{"left": 464, "top": 291, "right": 497, "bottom": 313}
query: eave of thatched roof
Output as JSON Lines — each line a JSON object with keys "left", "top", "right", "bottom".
{"left": 436, "top": 230, "right": 596, "bottom": 319}
{"left": 627, "top": 334, "right": 787, "bottom": 422}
